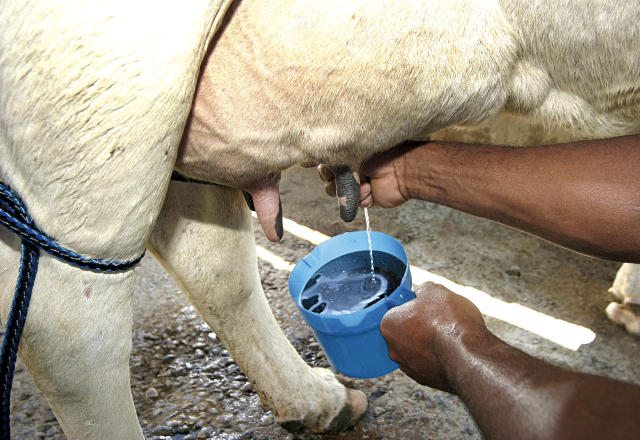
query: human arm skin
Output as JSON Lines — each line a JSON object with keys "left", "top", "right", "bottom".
{"left": 381, "top": 283, "right": 640, "bottom": 440}
{"left": 351, "top": 135, "right": 640, "bottom": 262}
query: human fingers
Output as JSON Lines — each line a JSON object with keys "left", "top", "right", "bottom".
{"left": 325, "top": 180, "right": 336, "bottom": 197}
{"left": 317, "top": 164, "right": 335, "bottom": 182}
{"left": 317, "top": 164, "right": 337, "bottom": 197}
{"left": 359, "top": 180, "right": 373, "bottom": 207}
{"left": 318, "top": 165, "right": 361, "bottom": 221}
{"left": 380, "top": 298, "right": 454, "bottom": 391}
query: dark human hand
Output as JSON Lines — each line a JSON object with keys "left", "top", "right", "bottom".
{"left": 318, "top": 142, "right": 421, "bottom": 209}
{"left": 380, "top": 282, "right": 489, "bottom": 393}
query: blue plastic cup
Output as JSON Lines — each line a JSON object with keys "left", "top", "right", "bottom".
{"left": 289, "top": 231, "right": 415, "bottom": 378}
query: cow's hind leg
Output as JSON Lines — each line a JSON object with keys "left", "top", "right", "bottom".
{"left": 149, "top": 182, "right": 367, "bottom": 433}
{"left": 606, "top": 263, "right": 640, "bottom": 336}
{"left": 0, "top": 229, "right": 143, "bottom": 439}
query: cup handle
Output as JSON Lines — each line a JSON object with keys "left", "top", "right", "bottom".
{"left": 387, "top": 286, "right": 416, "bottom": 308}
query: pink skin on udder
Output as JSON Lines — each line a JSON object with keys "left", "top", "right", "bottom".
{"left": 245, "top": 174, "right": 283, "bottom": 242}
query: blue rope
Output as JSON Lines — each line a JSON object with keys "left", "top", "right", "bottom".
{"left": 0, "top": 181, "right": 143, "bottom": 439}
{"left": 0, "top": 185, "right": 144, "bottom": 272}
{"left": 0, "top": 242, "right": 38, "bottom": 439}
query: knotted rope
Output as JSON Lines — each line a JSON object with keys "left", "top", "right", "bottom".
{"left": 0, "top": 181, "right": 143, "bottom": 439}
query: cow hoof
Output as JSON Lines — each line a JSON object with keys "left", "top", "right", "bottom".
{"left": 326, "top": 388, "right": 368, "bottom": 432}
{"left": 279, "top": 368, "right": 367, "bottom": 433}
{"left": 605, "top": 301, "right": 640, "bottom": 337}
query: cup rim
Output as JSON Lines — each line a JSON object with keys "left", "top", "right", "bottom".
{"left": 289, "top": 231, "right": 411, "bottom": 326}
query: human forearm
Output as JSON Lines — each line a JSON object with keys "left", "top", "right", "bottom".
{"left": 440, "top": 329, "right": 640, "bottom": 440}
{"left": 382, "top": 285, "right": 640, "bottom": 439}
{"left": 398, "top": 136, "right": 640, "bottom": 262}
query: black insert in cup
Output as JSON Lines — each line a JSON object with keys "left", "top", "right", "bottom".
{"left": 300, "top": 250, "right": 405, "bottom": 315}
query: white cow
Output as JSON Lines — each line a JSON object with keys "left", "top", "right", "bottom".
{"left": 0, "top": 1, "right": 638, "bottom": 439}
